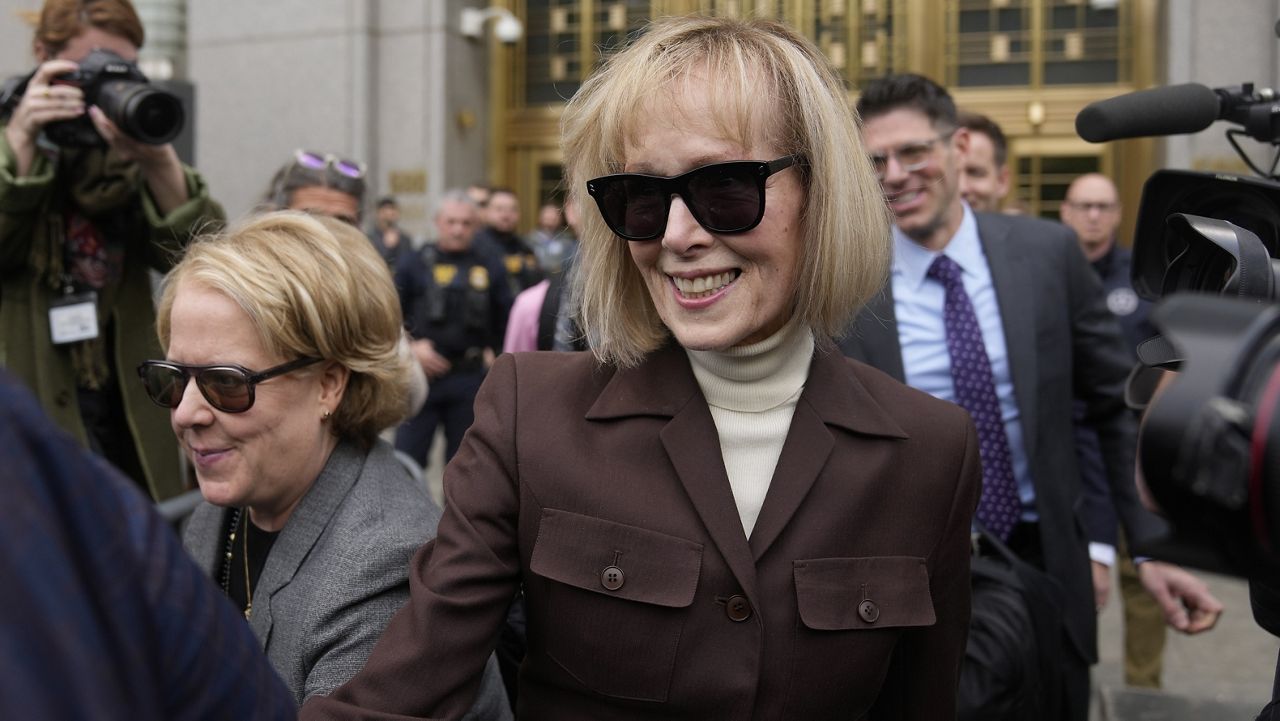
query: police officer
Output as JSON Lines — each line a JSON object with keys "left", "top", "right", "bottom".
{"left": 1061, "top": 173, "right": 1157, "bottom": 351}
{"left": 473, "top": 187, "right": 542, "bottom": 295}
{"left": 395, "top": 189, "right": 513, "bottom": 470}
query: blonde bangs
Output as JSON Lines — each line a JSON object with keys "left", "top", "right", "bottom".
{"left": 562, "top": 16, "right": 891, "bottom": 366}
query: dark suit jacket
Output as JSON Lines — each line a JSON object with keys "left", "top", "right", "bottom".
{"left": 839, "top": 211, "right": 1167, "bottom": 664}
{"left": 303, "top": 342, "right": 981, "bottom": 720}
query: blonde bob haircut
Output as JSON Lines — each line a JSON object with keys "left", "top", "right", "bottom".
{"left": 562, "top": 15, "right": 891, "bottom": 367}
{"left": 156, "top": 211, "right": 412, "bottom": 447}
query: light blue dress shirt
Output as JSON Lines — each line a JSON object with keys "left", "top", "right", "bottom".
{"left": 891, "top": 204, "right": 1038, "bottom": 521}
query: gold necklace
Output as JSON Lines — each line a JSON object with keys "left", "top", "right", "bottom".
{"left": 242, "top": 512, "right": 254, "bottom": 619}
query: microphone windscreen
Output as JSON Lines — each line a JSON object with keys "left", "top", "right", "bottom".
{"left": 1076, "top": 83, "right": 1221, "bottom": 142}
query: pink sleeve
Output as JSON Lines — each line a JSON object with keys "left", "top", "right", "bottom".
{"left": 502, "top": 280, "right": 550, "bottom": 353}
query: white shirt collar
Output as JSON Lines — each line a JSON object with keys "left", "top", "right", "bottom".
{"left": 892, "top": 203, "right": 984, "bottom": 289}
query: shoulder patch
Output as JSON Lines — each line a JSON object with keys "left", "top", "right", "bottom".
{"left": 1106, "top": 287, "right": 1139, "bottom": 317}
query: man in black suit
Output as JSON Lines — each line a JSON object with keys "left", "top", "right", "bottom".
{"left": 840, "top": 74, "right": 1221, "bottom": 720}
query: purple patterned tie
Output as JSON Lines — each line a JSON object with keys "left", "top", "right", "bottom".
{"left": 927, "top": 254, "right": 1021, "bottom": 541}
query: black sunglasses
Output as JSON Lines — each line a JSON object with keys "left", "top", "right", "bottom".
{"left": 137, "top": 357, "right": 321, "bottom": 414}
{"left": 585, "top": 154, "right": 804, "bottom": 241}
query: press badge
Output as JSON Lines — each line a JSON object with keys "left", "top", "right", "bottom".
{"left": 49, "top": 291, "right": 99, "bottom": 345}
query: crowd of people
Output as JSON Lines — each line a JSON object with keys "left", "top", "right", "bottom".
{"left": 0, "top": 1, "right": 1242, "bottom": 719}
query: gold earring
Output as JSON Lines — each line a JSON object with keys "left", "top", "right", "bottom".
{"left": 321, "top": 409, "right": 331, "bottom": 421}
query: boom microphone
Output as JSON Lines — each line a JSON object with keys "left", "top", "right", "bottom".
{"left": 1076, "top": 83, "right": 1222, "bottom": 142}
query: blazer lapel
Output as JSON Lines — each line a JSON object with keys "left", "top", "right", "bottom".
{"left": 839, "top": 286, "right": 905, "bottom": 382}
{"left": 248, "top": 439, "right": 365, "bottom": 640}
{"left": 184, "top": 501, "right": 229, "bottom": 578}
{"left": 749, "top": 344, "right": 909, "bottom": 560}
{"left": 977, "top": 213, "right": 1040, "bottom": 461}
{"left": 588, "top": 344, "right": 760, "bottom": 600}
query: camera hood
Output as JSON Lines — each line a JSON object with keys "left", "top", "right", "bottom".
{"left": 1140, "top": 294, "right": 1280, "bottom": 577}
{"left": 1133, "top": 170, "right": 1280, "bottom": 301}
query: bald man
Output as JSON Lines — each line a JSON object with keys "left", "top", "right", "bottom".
{"left": 1061, "top": 174, "right": 1157, "bottom": 353}
{"left": 1062, "top": 173, "right": 1121, "bottom": 262}
{"left": 1061, "top": 172, "right": 1166, "bottom": 688}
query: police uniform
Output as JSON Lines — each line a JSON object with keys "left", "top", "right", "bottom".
{"left": 394, "top": 243, "right": 513, "bottom": 468}
{"left": 473, "top": 227, "right": 543, "bottom": 296}
{"left": 1092, "top": 244, "right": 1156, "bottom": 355}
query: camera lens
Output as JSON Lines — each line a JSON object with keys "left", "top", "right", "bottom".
{"left": 126, "top": 90, "right": 184, "bottom": 144}
{"left": 97, "top": 80, "right": 184, "bottom": 145}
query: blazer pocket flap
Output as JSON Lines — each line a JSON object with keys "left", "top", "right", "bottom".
{"left": 794, "top": 556, "right": 935, "bottom": 630}
{"left": 531, "top": 508, "right": 702, "bottom": 608}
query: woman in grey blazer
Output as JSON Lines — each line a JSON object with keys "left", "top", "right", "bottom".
{"left": 137, "top": 211, "right": 509, "bottom": 718}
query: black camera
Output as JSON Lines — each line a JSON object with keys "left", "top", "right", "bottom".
{"left": 0, "top": 49, "right": 184, "bottom": 147}
{"left": 1130, "top": 171, "right": 1280, "bottom": 304}
{"left": 1077, "top": 82, "right": 1280, "bottom": 585}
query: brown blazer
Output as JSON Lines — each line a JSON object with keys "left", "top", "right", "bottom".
{"left": 303, "top": 341, "right": 980, "bottom": 721}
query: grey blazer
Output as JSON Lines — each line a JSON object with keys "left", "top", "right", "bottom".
{"left": 184, "top": 438, "right": 511, "bottom": 719}
{"left": 840, "top": 211, "right": 1167, "bottom": 665}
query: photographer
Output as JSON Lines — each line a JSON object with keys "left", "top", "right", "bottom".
{"left": 0, "top": 0, "right": 222, "bottom": 501}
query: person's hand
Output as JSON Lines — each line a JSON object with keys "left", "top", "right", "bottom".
{"left": 483, "top": 347, "right": 496, "bottom": 369}
{"left": 1137, "top": 560, "right": 1224, "bottom": 634}
{"left": 86, "top": 104, "right": 174, "bottom": 166}
{"left": 87, "top": 105, "right": 189, "bottom": 214}
{"left": 3, "top": 59, "right": 82, "bottom": 176}
{"left": 1091, "top": 560, "right": 1112, "bottom": 612}
{"left": 411, "top": 338, "right": 451, "bottom": 379}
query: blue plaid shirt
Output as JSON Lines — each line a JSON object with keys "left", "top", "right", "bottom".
{"left": 0, "top": 371, "right": 295, "bottom": 720}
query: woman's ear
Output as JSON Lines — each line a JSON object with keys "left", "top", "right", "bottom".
{"left": 33, "top": 40, "right": 50, "bottom": 63}
{"left": 318, "top": 361, "right": 351, "bottom": 414}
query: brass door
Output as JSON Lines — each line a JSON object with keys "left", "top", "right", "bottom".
{"left": 490, "top": 0, "right": 1159, "bottom": 237}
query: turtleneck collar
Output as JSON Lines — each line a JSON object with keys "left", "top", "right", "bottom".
{"left": 686, "top": 318, "right": 814, "bottom": 413}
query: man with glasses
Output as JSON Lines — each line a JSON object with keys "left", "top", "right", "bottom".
{"left": 1060, "top": 176, "right": 1151, "bottom": 347}
{"left": 840, "top": 73, "right": 1219, "bottom": 721}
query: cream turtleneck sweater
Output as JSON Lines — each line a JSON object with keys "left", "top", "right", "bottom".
{"left": 686, "top": 320, "right": 815, "bottom": 538}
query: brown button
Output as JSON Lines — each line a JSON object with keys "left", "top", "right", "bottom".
{"left": 725, "top": 594, "right": 752, "bottom": 622}
{"left": 601, "top": 565, "right": 625, "bottom": 591}
{"left": 859, "top": 599, "right": 880, "bottom": 623}
{"left": 55, "top": 390, "right": 71, "bottom": 408}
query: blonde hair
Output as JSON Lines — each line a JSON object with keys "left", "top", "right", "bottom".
{"left": 561, "top": 15, "right": 891, "bottom": 367}
{"left": 156, "top": 211, "right": 411, "bottom": 447}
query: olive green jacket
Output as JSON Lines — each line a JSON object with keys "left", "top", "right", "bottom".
{"left": 0, "top": 129, "right": 224, "bottom": 500}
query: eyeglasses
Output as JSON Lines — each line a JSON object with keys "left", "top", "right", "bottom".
{"left": 293, "top": 150, "right": 365, "bottom": 180}
{"left": 585, "top": 154, "right": 804, "bottom": 241}
{"left": 281, "top": 149, "right": 367, "bottom": 200}
{"left": 868, "top": 131, "right": 955, "bottom": 180}
{"left": 1063, "top": 200, "right": 1118, "bottom": 214}
{"left": 137, "top": 357, "right": 321, "bottom": 414}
